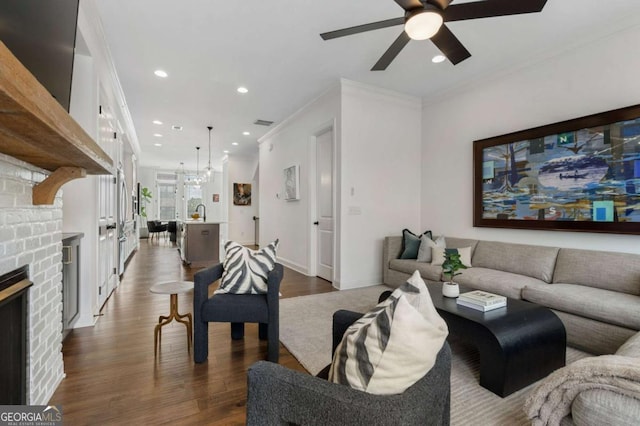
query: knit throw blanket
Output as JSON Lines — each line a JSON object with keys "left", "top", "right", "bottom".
{"left": 524, "top": 355, "right": 640, "bottom": 426}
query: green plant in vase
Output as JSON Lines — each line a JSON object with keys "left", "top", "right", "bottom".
{"left": 140, "top": 187, "right": 152, "bottom": 218}
{"left": 441, "top": 249, "right": 467, "bottom": 298}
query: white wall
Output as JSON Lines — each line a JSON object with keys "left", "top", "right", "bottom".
{"left": 200, "top": 170, "right": 224, "bottom": 223}
{"left": 259, "top": 80, "right": 422, "bottom": 288}
{"left": 64, "top": 50, "right": 100, "bottom": 327}
{"left": 228, "top": 156, "right": 259, "bottom": 245}
{"left": 421, "top": 24, "right": 640, "bottom": 253}
{"left": 259, "top": 85, "right": 341, "bottom": 274}
{"left": 339, "top": 80, "right": 422, "bottom": 288}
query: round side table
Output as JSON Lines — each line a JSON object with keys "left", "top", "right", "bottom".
{"left": 149, "top": 281, "right": 194, "bottom": 355}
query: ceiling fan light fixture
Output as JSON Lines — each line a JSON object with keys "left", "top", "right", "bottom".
{"left": 404, "top": 7, "right": 443, "bottom": 41}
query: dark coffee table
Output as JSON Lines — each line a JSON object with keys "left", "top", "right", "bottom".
{"left": 427, "top": 284, "right": 566, "bottom": 397}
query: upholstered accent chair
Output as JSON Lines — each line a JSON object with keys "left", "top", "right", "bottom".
{"left": 193, "top": 263, "right": 283, "bottom": 363}
{"left": 246, "top": 309, "right": 452, "bottom": 426}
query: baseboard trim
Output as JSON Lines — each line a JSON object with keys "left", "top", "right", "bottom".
{"left": 277, "top": 257, "right": 309, "bottom": 276}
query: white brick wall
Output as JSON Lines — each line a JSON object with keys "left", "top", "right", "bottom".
{"left": 0, "top": 153, "right": 64, "bottom": 405}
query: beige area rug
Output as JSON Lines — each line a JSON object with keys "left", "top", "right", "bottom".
{"left": 279, "top": 286, "right": 590, "bottom": 426}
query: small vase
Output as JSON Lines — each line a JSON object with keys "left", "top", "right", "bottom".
{"left": 442, "top": 282, "right": 459, "bottom": 298}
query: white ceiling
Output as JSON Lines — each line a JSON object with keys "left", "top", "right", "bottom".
{"left": 93, "top": 0, "right": 640, "bottom": 172}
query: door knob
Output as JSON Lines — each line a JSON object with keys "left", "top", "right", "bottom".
{"left": 313, "top": 221, "right": 319, "bottom": 225}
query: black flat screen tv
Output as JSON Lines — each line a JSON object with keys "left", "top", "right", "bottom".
{"left": 0, "top": 0, "right": 80, "bottom": 112}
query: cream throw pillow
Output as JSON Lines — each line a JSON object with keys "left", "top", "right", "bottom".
{"left": 328, "top": 270, "right": 448, "bottom": 395}
{"left": 431, "top": 246, "right": 472, "bottom": 267}
{"left": 417, "top": 234, "right": 445, "bottom": 263}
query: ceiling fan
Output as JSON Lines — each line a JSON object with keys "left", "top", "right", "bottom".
{"left": 320, "top": 0, "right": 548, "bottom": 70}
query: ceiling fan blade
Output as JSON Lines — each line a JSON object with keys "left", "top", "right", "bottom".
{"left": 444, "top": 0, "right": 547, "bottom": 22}
{"left": 320, "top": 17, "right": 404, "bottom": 40}
{"left": 372, "top": 31, "right": 411, "bottom": 71}
{"left": 393, "top": 0, "right": 424, "bottom": 11}
{"left": 430, "top": 24, "right": 471, "bottom": 65}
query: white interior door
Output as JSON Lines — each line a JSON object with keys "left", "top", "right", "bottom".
{"left": 97, "top": 100, "right": 117, "bottom": 309}
{"left": 316, "top": 128, "right": 334, "bottom": 281}
{"left": 97, "top": 174, "right": 116, "bottom": 308}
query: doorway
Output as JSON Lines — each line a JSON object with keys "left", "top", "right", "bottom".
{"left": 313, "top": 125, "right": 334, "bottom": 282}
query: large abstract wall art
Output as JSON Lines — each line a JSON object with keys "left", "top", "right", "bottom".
{"left": 474, "top": 104, "right": 640, "bottom": 234}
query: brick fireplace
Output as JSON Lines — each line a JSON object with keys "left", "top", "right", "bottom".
{"left": 0, "top": 153, "right": 65, "bottom": 404}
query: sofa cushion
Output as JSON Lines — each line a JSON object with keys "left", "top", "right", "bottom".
{"left": 522, "top": 284, "right": 640, "bottom": 330}
{"left": 431, "top": 247, "right": 472, "bottom": 268}
{"left": 553, "top": 248, "right": 640, "bottom": 296}
{"left": 616, "top": 331, "right": 640, "bottom": 358}
{"left": 389, "top": 259, "right": 442, "bottom": 282}
{"left": 444, "top": 237, "right": 479, "bottom": 256}
{"left": 471, "top": 240, "right": 559, "bottom": 283}
{"left": 453, "top": 268, "right": 547, "bottom": 300}
{"left": 400, "top": 229, "right": 432, "bottom": 259}
{"left": 417, "top": 234, "right": 445, "bottom": 263}
{"left": 328, "top": 271, "right": 448, "bottom": 395}
{"left": 572, "top": 389, "right": 640, "bottom": 426}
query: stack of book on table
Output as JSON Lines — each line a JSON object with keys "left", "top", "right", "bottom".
{"left": 456, "top": 290, "right": 507, "bottom": 312}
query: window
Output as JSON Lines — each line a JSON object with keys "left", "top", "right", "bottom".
{"left": 184, "top": 177, "right": 203, "bottom": 218}
{"left": 156, "top": 173, "right": 177, "bottom": 221}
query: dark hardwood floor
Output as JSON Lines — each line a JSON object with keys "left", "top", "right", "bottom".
{"left": 50, "top": 239, "right": 335, "bottom": 425}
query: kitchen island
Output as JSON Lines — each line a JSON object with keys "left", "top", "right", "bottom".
{"left": 177, "top": 220, "right": 222, "bottom": 267}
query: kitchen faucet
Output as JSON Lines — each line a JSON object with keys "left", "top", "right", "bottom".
{"left": 196, "top": 204, "right": 206, "bottom": 222}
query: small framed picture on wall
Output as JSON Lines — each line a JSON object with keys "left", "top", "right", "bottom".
{"left": 233, "top": 183, "right": 251, "bottom": 206}
{"left": 284, "top": 165, "right": 300, "bottom": 201}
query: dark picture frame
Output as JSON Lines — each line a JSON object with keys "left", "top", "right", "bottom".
{"left": 473, "top": 104, "right": 640, "bottom": 235}
{"left": 233, "top": 183, "right": 251, "bottom": 206}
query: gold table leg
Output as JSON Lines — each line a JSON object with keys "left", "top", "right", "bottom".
{"left": 154, "top": 293, "right": 193, "bottom": 356}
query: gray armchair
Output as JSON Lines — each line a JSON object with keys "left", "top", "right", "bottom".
{"left": 193, "top": 263, "right": 283, "bottom": 363}
{"left": 247, "top": 309, "right": 451, "bottom": 426}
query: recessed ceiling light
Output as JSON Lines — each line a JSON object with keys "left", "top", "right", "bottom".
{"left": 154, "top": 143, "right": 162, "bottom": 147}
{"left": 154, "top": 69, "right": 168, "bottom": 78}
{"left": 171, "top": 125, "right": 183, "bottom": 131}
{"left": 432, "top": 55, "right": 446, "bottom": 64}
{"left": 237, "top": 87, "right": 248, "bottom": 94}
{"left": 152, "top": 120, "right": 163, "bottom": 125}
{"left": 242, "top": 131, "right": 250, "bottom": 136}
{"left": 153, "top": 133, "right": 163, "bottom": 137}
{"left": 232, "top": 142, "right": 239, "bottom": 146}
{"left": 223, "top": 150, "right": 229, "bottom": 154}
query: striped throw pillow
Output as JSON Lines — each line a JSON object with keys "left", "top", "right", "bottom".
{"left": 328, "top": 270, "right": 448, "bottom": 395}
{"left": 215, "top": 239, "right": 279, "bottom": 294}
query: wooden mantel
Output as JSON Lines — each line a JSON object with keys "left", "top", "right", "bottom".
{"left": 0, "top": 41, "right": 112, "bottom": 204}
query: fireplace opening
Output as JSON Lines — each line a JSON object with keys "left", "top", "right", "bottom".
{"left": 0, "top": 265, "right": 32, "bottom": 405}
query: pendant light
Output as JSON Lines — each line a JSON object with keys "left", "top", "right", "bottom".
{"left": 206, "top": 126, "right": 213, "bottom": 177}
{"left": 194, "top": 146, "right": 203, "bottom": 187}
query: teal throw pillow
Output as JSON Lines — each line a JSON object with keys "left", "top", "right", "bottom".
{"left": 400, "top": 229, "right": 432, "bottom": 259}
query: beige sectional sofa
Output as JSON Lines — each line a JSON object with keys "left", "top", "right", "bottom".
{"left": 383, "top": 236, "right": 640, "bottom": 355}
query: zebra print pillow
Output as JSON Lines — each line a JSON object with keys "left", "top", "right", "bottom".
{"left": 215, "top": 239, "right": 279, "bottom": 295}
{"left": 328, "top": 270, "right": 448, "bottom": 395}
